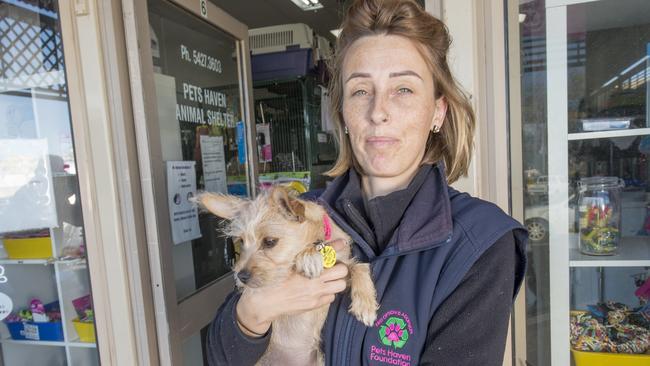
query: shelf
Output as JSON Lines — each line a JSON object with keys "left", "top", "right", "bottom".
{"left": 0, "top": 258, "right": 86, "bottom": 266}
{"left": 567, "top": 127, "right": 650, "bottom": 141}
{"left": 570, "top": 236, "right": 650, "bottom": 267}
{"left": 0, "top": 338, "right": 65, "bottom": 347}
{"left": 52, "top": 173, "right": 76, "bottom": 178}
{"left": 67, "top": 340, "right": 97, "bottom": 348}
{"left": 0, "top": 338, "right": 96, "bottom": 348}
{"left": 546, "top": 0, "right": 599, "bottom": 9}
{"left": 0, "top": 259, "right": 52, "bottom": 265}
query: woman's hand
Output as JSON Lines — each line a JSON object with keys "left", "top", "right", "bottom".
{"left": 235, "top": 239, "right": 349, "bottom": 337}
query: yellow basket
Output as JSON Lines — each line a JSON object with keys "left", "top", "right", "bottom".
{"left": 72, "top": 318, "right": 96, "bottom": 343}
{"left": 3, "top": 237, "right": 53, "bottom": 259}
{"left": 572, "top": 349, "right": 650, "bottom": 366}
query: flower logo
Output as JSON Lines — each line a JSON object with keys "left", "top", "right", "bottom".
{"left": 379, "top": 316, "right": 409, "bottom": 349}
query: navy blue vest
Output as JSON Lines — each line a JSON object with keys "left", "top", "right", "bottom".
{"left": 310, "top": 164, "right": 527, "bottom": 366}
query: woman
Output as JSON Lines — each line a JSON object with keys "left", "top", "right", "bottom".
{"left": 207, "top": 0, "right": 527, "bottom": 364}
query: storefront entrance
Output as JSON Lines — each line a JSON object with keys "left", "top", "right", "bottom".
{"left": 124, "top": 0, "right": 257, "bottom": 364}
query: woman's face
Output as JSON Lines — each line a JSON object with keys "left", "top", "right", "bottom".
{"left": 341, "top": 34, "right": 446, "bottom": 180}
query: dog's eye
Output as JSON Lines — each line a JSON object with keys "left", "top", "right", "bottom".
{"left": 262, "top": 237, "right": 278, "bottom": 249}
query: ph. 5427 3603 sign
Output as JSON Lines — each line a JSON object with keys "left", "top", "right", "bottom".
{"left": 193, "top": 49, "right": 222, "bottom": 73}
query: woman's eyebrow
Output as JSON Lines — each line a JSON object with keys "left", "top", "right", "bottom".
{"left": 345, "top": 72, "right": 371, "bottom": 83}
{"left": 389, "top": 70, "right": 423, "bottom": 80}
{"left": 345, "top": 70, "right": 423, "bottom": 83}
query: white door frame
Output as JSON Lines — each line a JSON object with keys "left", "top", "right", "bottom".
{"left": 438, "top": 1, "right": 526, "bottom": 365}
{"left": 58, "top": 0, "right": 159, "bottom": 364}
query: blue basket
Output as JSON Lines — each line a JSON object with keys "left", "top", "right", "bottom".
{"left": 5, "top": 321, "right": 64, "bottom": 341}
{"left": 4, "top": 301, "right": 64, "bottom": 342}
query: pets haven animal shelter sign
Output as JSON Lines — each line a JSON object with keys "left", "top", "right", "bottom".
{"left": 166, "top": 161, "right": 201, "bottom": 244}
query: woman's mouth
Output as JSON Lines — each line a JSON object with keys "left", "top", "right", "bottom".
{"left": 366, "top": 136, "right": 399, "bottom": 148}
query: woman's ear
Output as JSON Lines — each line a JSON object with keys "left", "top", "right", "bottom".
{"left": 431, "top": 96, "right": 448, "bottom": 130}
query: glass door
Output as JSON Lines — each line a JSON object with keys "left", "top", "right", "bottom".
{"left": 0, "top": 1, "right": 100, "bottom": 365}
{"left": 511, "top": 0, "right": 650, "bottom": 365}
{"left": 124, "top": 0, "right": 255, "bottom": 364}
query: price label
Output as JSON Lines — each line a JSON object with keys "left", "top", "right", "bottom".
{"left": 23, "top": 323, "right": 40, "bottom": 340}
{"left": 200, "top": 0, "right": 207, "bottom": 18}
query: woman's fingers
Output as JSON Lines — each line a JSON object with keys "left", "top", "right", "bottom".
{"left": 318, "top": 294, "right": 337, "bottom": 307}
{"left": 319, "top": 263, "right": 348, "bottom": 282}
{"left": 321, "top": 278, "right": 347, "bottom": 295}
{"left": 328, "top": 238, "right": 348, "bottom": 252}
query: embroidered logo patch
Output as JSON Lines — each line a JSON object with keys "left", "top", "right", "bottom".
{"left": 376, "top": 310, "right": 413, "bottom": 349}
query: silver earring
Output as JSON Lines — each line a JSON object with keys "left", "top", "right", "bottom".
{"left": 344, "top": 126, "right": 349, "bottom": 134}
{"left": 432, "top": 125, "right": 440, "bottom": 133}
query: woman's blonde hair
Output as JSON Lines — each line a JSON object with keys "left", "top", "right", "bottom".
{"left": 325, "top": 0, "right": 475, "bottom": 184}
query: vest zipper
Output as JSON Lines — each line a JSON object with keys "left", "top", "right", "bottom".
{"left": 342, "top": 200, "right": 376, "bottom": 258}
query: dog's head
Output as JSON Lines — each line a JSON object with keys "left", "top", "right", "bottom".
{"left": 195, "top": 186, "right": 335, "bottom": 289}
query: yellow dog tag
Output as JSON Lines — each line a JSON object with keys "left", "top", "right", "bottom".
{"left": 320, "top": 246, "right": 337, "bottom": 269}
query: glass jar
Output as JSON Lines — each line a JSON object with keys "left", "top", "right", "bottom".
{"left": 578, "top": 177, "right": 624, "bottom": 255}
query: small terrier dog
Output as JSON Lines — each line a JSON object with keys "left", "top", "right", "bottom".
{"left": 195, "top": 186, "right": 378, "bottom": 365}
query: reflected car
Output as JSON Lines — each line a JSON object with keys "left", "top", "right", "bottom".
{"left": 524, "top": 201, "right": 577, "bottom": 243}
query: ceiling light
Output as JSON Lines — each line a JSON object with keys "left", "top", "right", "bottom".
{"left": 290, "top": 0, "right": 323, "bottom": 11}
{"left": 330, "top": 29, "right": 342, "bottom": 38}
{"left": 519, "top": 13, "right": 527, "bottom": 23}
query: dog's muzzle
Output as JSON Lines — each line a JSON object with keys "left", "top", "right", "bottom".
{"left": 237, "top": 270, "right": 252, "bottom": 284}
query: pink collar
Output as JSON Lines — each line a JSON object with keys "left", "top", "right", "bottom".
{"left": 323, "top": 214, "right": 332, "bottom": 241}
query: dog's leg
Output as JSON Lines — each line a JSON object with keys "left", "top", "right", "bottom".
{"left": 295, "top": 246, "right": 324, "bottom": 279}
{"left": 315, "top": 349, "right": 325, "bottom": 366}
{"left": 348, "top": 263, "right": 379, "bottom": 326}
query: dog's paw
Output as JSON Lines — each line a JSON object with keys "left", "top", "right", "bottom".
{"left": 349, "top": 294, "right": 378, "bottom": 326}
{"left": 295, "top": 247, "right": 323, "bottom": 279}
{"left": 348, "top": 263, "right": 378, "bottom": 326}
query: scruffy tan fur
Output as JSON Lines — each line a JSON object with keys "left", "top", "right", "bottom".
{"left": 195, "top": 186, "right": 378, "bottom": 365}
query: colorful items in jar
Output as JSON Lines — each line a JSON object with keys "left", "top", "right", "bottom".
{"left": 579, "top": 199, "right": 620, "bottom": 255}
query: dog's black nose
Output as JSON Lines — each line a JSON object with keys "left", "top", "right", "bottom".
{"left": 237, "top": 270, "right": 252, "bottom": 284}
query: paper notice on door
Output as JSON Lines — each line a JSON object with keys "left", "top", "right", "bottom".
{"left": 200, "top": 135, "right": 227, "bottom": 194}
{"left": 0, "top": 139, "right": 57, "bottom": 234}
{"left": 166, "top": 161, "right": 201, "bottom": 245}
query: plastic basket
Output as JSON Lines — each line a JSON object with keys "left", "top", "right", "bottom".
{"left": 3, "top": 237, "right": 53, "bottom": 259}
{"left": 72, "top": 318, "right": 96, "bottom": 343}
{"left": 572, "top": 349, "right": 650, "bottom": 366}
{"left": 5, "top": 320, "right": 64, "bottom": 341}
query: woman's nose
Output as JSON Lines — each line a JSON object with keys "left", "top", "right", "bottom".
{"left": 369, "top": 93, "right": 390, "bottom": 125}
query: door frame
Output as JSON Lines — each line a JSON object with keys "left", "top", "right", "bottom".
{"left": 120, "top": 0, "right": 257, "bottom": 364}
{"left": 440, "top": 1, "right": 528, "bottom": 365}
{"left": 57, "top": 0, "right": 160, "bottom": 364}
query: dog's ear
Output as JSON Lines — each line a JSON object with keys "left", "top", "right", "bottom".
{"left": 270, "top": 186, "right": 305, "bottom": 222}
{"left": 193, "top": 192, "right": 244, "bottom": 219}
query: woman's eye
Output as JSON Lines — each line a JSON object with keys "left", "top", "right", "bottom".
{"left": 397, "top": 87, "right": 413, "bottom": 94}
{"left": 352, "top": 89, "right": 368, "bottom": 97}
{"left": 262, "top": 237, "right": 278, "bottom": 249}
